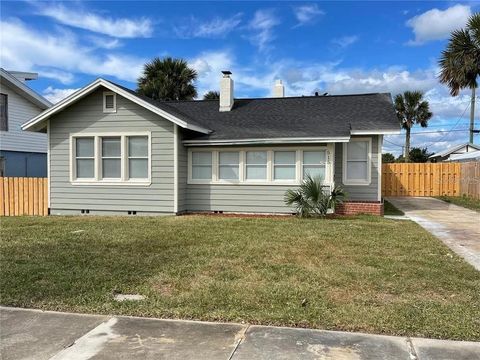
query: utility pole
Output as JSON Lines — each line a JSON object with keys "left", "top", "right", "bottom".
{"left": 470, "top": 87, "right": 476, "bottom": 143}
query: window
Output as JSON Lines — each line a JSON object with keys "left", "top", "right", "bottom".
{"left": 71, "top": 133, "right": 150, "bottom": 184}
{"left": 343, "top": 139, "right": 371, "bottom": 185}
{"left": 219, "top": 152, "right": 239, "bottom": 180}
{"left": 245, "top": 151, "right": 267, "bottom": 180}
{"left": 274, "top": 151, "right": 296, "bottom": 180}
{"left": 101, "top": 137, "right": 121, "bottom": 178}
{"left": 303, "top": 151, "right": 326, "bottom": 180}
{"left": 128, "top": 136, "right": 148, "bottom": 179}
{"left": 0, "top": 93, "right": 7, "bottom": 131}
{"left": 191, "top": 152, "right": 212, "bottom": 180}
{"left": 103, "top": 92, "right": 116, "bottom": 113}
{"left": 75, "top": 137, "right": 95, "bottom": 179}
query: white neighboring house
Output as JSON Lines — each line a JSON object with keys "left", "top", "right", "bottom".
{"left": 429, "top": 143, "right": 480, "bottom": 163}
{"left": 0, "top": 69, "right": 52, "bottom": 177}
{"left": 449, "top": 151, "right": 480, "bottom": 162}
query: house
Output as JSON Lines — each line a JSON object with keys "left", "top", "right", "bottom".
{"left": 429, "top": 143, "right": 480, "bottom": 162}
{"left": 449, "top": 150, "right": 480, "bottom": 162}
{"left": 21, "top": 71, "right": 400, "bottom": 216}
{"left": 0, "top": 69, "right": 52, "bottom": 177}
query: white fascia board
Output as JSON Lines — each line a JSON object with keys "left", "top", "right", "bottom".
{"left": 183, "top": 137, "right": 350, "bottom": 146}
{"left": 21, "top": 78, "right": 211, "bottom": 134}
{"left": 1, "top": 68, "right": 52, "bottom": 109}
{"left": 350, "top": 129, "right": 401, "bottom": 135}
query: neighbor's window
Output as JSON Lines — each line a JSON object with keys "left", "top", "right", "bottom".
{"left": 191, "top": 151, "right": 212, "bottom": 180}
{"left": 344, "top": 140, "right": 370, "bottom": 184}
{"left": 128, "top": 136, "right": 148, "bottom": 179}
{"left": 274, "top": 151, "right": 296, "bottom": 180}
{"left": 245, "top": 151, "right": 267, "bottom": 180}
{"left": 101, "top": 137, "right": 121, "bottom": 178}
{"left": 219, "top": 151, "right": 239, "bottom": 180}
{"left": 0, "top": 93, "right": 8, "bottom": 131}
{"left": 75, "top": 137, "right": 95, "bottom": 179}
{"left": 303, "top": 151, "right": 326, "bottom": 180}
{"left": 103, "top": 92, "right": 116, "bottom": 113}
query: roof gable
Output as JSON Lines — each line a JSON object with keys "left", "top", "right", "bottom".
{"left": 430, "top": 143, "right": 480, "bottom": 158}
{"left": 0, "top": 68, "right": 51, "bottom": 109}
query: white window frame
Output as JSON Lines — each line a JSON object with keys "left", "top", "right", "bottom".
{"left": 101, "top": 136, "right": 122, "bottom": 180}
{"left": 342, "top": 137, "right": 372, "bottom": 186}
{"left": 70, "top": 132, "right": 151, "bottom": 186}
{"left": 302, "top": 150, "right": 328, "bottom": 180}
{"left": 103, "top": 91, "right": 117, "bottom": 113}
{"left": 244, "top": 150, "right": 269, "bottom": 183}
{"left": 187, "top": 145, "right": 334, "bottom": 186}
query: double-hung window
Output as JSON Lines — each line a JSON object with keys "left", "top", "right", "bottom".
{"left": 219, "top": 152, "right": 239, "bottom": 181}
{"left": 303, "top": 151, "right": 326, "bottom": 181}
{"left": 245, "top": 151, "right": 267, "bottom": 181}
{"left": 343, "top": 139, "right": 371, "bottom": 185}
{"left": 101, "top": 137, "right": 121, "bottom": 179}
{"left": 75, "top": 137, "right": 95, "bottom": 179}
{"left": 273, "top": 151, "right": 296, "bottom": 181}
{"left": 191, "top": 151, "right": 212, "bottom": 180}
{"left": 128, "top": 136, "right": 149, "bottom": 179}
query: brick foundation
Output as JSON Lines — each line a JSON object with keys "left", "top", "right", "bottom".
{"left": 335, "top": 201, "right": 384, "bottom": 216}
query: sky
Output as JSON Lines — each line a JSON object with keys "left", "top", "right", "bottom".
{"left": 1, "top": 0, "right": 479, "bottom": 155}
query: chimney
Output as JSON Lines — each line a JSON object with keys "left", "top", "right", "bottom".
{"left": 219, "top": 70, "right": 234, "bottom": 112}
{"left": 273, "top": 79, "right": 284, "bottom": 98}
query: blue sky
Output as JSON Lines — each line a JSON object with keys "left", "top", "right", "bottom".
{"left": 1, "top": 1, "right": 478, "bottom": 154}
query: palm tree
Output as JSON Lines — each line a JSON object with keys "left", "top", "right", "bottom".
{"left": 394, "top": 91, "right": 433, "bottom": 163}
{"left": 203, "top": 91, "right": 220, "bottom": 100}
{"left": 439, "top": 13, "right": 480, "bottom": 143}
{"left": 137, "top": 57, "right": 197, "bottom": 101}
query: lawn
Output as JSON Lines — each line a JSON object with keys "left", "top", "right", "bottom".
{"left": 383, "top": 200, "right": 404, "bottom": 216}
{"left": 436, "top": 195, "right": 480, "bottom": 212}
{"left": 1, "top": 215, "right": 479, "bottom": 341}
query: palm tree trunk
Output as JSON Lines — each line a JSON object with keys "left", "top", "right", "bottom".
{"left": 470, "top": 86, "right": 476, "bottom": 144}
{"left": 405, "top": 127, "right": 411, "bottom": 163}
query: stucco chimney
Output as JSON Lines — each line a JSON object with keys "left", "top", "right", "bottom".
{"left": 219, "top": 71, "right": 234, "bottom": 112}
{"left": 273, "top": 79, "right": 284, "bottom": 98}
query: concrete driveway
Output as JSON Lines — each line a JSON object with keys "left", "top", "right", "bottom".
{"left": 386, "top": 197, "right": 480, "bottom": 271}
{"left": 1, "top": 307, "right": 480, "bottom": 360}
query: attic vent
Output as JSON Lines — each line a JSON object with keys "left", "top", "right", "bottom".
{"left": 103, "top": 92, "right": 116, "bottom": 113}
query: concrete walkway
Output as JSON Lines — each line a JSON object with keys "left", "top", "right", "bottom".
{"left": 1, "top": 307, "right": 479, "bottom": 360}
{"left": 387, "top": 197, "right": 480, "bottom": 271}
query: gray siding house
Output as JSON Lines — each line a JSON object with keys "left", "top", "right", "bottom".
{"left": 22, "top": 72, "right": 399, "bottom": 216}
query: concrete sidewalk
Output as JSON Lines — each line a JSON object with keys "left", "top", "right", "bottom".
{"left": 386, "top": 197, "right": 480, "bottom": 271}
{"left": 1, "top": 307, "right": 479, "bottom": 360}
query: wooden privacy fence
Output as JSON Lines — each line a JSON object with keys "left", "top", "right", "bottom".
{"left": 0, "top": 177, "right": 48, "bottom": 216}
{"left": 460, "top": 162, "right": 480, "bottom": 199}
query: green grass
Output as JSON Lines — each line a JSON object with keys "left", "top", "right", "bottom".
{"left": 436, "top": 196, "right": 480, "bottom": 212}
{"left": 1, "top": 215, "right": 479, "bottom": 341}
{"left": 383, "top": 200, "right": 405, "bottom": 216}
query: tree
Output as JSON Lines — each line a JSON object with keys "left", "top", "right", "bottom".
{"left": 394, "top": 91, "right": 433, "bottom": 162}
{"left": 137, "top": 57, "right": 197, "bottom": 101}
{"left": 203, "top": 91, "right": 220, "bottom": 100}
{"left": 382, "top": 153, "right": 396, "bottom": 163}
{"left": 408, "top": 147, "right": 433, "bottom": 163}
{"left": 439, "top": 13, "right": 479, "bottom": 143}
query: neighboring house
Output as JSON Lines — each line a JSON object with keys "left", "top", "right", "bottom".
{"left": 22, "top": 72, "right": 400, "bottom": 216}
{"left": 429, "top": 143, "right": 480, "bottom": 162}
{"left": 449, "top": 150, "right": 480, "bottom": 162}
{"left": 0, "top": 69, "right": 52, "bottom": 177}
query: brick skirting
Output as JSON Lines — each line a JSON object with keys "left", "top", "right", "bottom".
{"left": 335, "top": 201, "right": 384, "bottom": 216}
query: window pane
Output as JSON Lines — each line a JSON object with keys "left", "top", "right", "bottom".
{"left": 0, "top": 94, "right": 7, "bottom": 131}
{"left": 274, "top": 151, "right": 295, "bottom": 165}
{"left": 246, "top": 165, "right": 267, "bottom": 180}
{"left": 76, "top": 159, "right": 94, "bottom": 178}
{"left": 102, "top": 137, "right": 121, "bottom": 157}
{"left": 76, "top": 138, "right": 94, "bottom": 157}
{"left": 246, "top": 151, "right": 267, "bottom": 165}
{"left": 128, "top": 136, "right": 148, "bottom": 157}
{"left": 219, "top": 165, "right": 239, "bottom": 180}
{"left": 303, "top": 151, "right": 325, "bottom": 164}
{"left": 129, "top": 159, "right": 148, "bottom": 179}
{"left": 219, "top": 152, "right": 239, "bottom": 165}
{"left": 192, "top": 165, "right": 212, "bottom": 180}
{"left": 304, "top": 165, "right": 325, "bottom": 180}
{"left": 192, "top": 152, "right": 212, "bottom": 166}
{"left": 347, "top": 141, "right": 368, "bottom": 160}
{"left": 274, "top": 165, "right": 296, "bottom": 180}
{"left": 102, "top": 159, "right": 121, "bottom": 178}
{"left": 347, "top": 161, "right": 368, "bottom": 180}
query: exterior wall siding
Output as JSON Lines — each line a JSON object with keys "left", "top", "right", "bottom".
{"left": 334, "top": 135, "right": 380, "bottom": 201}
{"left": 49, "top": 87, "right": 175, "bottom": 215}
{"left": 0, "top": 82, "right": 47, "bottom": 153}
{"left": 0, "top": 150, "right": 47, "bottom": 177}
{"left": 177, "top": 128, "right": 188, "bottom": 212}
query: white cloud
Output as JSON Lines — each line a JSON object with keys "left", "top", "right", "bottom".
{"left": 293, "top": 4, "right": 324, "bottom": 27}
{"left": 0, "top": 19, "right": 145, "bottom": 82}
{"left": 88, "top": 36, "right": 122, "bottom": 50}
{"left": 331, "top": 35, "right": 359, "bottom": 49}
{"left": 189, "top": 50, "right": 235, "bottom": 96}
{"left": 247, "top": 9, "right": 280, "bottom": 52}
{"left": 43, "top": 86, "right": 79, "bottom": 104}
{"left": 37, "top": 68, "right": 75, "bottom": 85}
{"left": 174, "top": 13, "right": 242, "bottom": 38}
{"left": 406, "top": 4, "right": 471, "bottom": 45}
{"left": 37, "top": 3, "right": 153, "bottom": 38}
